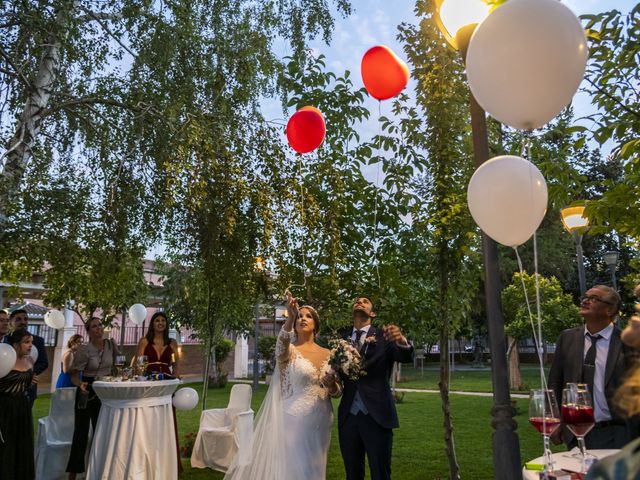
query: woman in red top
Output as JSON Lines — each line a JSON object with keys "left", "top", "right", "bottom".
{"left": 136, "top": 311, "right": 179, "bottom": 377}
{"left": 135, "top": 311, "right": 182, "bottom": 473}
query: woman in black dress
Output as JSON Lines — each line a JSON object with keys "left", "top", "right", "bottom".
{"left": 0, "top": 328, "right": 35, "bottom": 480}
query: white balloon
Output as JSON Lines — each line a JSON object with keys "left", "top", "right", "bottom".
{"left": 0, "top": 343, "right": 17, "bottom": 378}
{"left": 128, "top": 303, "right": 147, "bottom": 326}
{"left": 173, "top": 387, "right": 199, "bottom": 410}
{"left": 467, "top": 155, "right": 548, "bottom": 247}
{"left": 44, "top": 309, "right": 66, "bottom": 330}
{"left": 466, "top": 0, "right": 588, "bottom": 130}
{"left": 30, "top": 344, "right": 39, "bottom": 363}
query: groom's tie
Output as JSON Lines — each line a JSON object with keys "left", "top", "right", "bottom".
{"left": 350, "top": 329, "right": 369, "bottom": 416}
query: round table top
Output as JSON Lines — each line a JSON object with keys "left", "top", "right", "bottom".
{"left": 522, "top": 448, "right": 619, "bottom": 479}
{"left": 93, "top": 378, "right": 180, "bottom": 401}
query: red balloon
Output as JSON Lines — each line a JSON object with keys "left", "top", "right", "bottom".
{"left": 361, "top": 45, "right": 409, "bottom": 101}
{"left": 286, "top": 108, "right": 326, "bottom": 154}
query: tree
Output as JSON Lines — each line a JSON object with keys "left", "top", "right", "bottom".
{"left": 579, "top": 6, "right": 640, "bottom": 239}
{"left": 398, "top": 1, "right": 482, "bottom": 477}
{"left": 502, "top": 272, "right": 581, "bottom": 389}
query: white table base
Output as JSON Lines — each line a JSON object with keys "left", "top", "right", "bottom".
{"left": 86, "top": 381, "right": 179, "bottom": 480}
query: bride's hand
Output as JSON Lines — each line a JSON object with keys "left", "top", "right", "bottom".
{"left": 285, "top": 290, "right": 299, "bottom": 320}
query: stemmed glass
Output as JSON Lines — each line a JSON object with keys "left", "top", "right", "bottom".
{"left": 115, "top": 355, "right": 126, "bottom": 378}
{"left": 561, "top": 384, "right": 596, "bottom": 473}
{"left": 528, "top": 389, "right": 561, "bottom": 474}
{"left": 137, "top": 355, "right": 148, "bottom": 377}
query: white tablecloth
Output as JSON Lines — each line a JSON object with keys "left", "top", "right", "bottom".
{"left": 522, "top": 448, "right": 619, "bottom": 479}
{"left": 86, "top": 379, "right": 180, "bottom": 480}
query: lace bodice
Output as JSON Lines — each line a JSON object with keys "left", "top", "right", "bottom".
{"left": 276, "top": 328, "right": 331, "bottom": 416}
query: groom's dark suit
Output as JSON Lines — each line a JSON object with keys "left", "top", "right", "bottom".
{"left": 548, "top": 325, "right": 639, "bottom": 448}
{"left": 338, "top": 325, "right": 413, "bottom": 480}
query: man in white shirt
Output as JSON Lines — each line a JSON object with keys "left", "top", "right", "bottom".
{"left": 549, "top": 285, "right": 639, "bottom": 448}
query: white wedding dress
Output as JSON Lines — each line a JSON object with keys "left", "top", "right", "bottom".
{"left": 224, "top": 327, "right": 334, "bottom": 480}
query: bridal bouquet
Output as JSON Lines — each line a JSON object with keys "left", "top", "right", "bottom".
{"left": 328, "top": 339, "right": 366, "bottom": 381}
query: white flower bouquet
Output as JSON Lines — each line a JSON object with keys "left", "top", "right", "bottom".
{"left": 328, "top": 338, "right": 366, "bottom": 380}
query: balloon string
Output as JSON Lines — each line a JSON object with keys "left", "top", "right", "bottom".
{"left": 514, "top": 246, "right": 548, "bottom": 392}
{"left": 372, "top": 100, "right": 382, "bottom": 290}
{"left": 298, "top": 154, "right": 308, "bottom": 291}
{"left": 533, "top": 231, "right": 545, "bottom": 392}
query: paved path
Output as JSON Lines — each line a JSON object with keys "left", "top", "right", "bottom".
{"left": 394, "top": 387, "right": 529, "bottom": 399}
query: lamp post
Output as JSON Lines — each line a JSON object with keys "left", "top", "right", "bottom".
{"left": 253, "top": 257, "right": 266, "bottom": 391}
{"left": 603, "top": 250, "right": 619, "bottom": 291}
{"left": 434, "top": 2, "right": 521, "bottom": 478}
{"left": 560, "top": 206, "right": 590, "bottom": 295}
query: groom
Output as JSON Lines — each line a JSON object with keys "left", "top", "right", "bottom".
{"left": 338, "top": 297, "right": 413, "bottom": 480}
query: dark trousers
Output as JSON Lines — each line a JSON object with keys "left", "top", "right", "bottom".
{"left": 339, "top": 412, "right": 393, "bottom": 480}
{"left": 66, "top": 385, "right": 101, "bottom": 474}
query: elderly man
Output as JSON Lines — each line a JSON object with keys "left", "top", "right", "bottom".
{"left": 549, "top": 285, "right": 639, "bottom": 449}
{"left": 10, "top": 308, "right": 48, "bottom": 406}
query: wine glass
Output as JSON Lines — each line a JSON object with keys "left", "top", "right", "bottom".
{"left": 115, "top": 355, "right": 126, "bottom": 378}
{"left": 562, "top": 385, "right": 596, "bottom": 473}
{"left": 137, "top": 355, "right": 148, "bottom": 376}
{"left": 528, "top": 389, "right": 561, "bottom": 473}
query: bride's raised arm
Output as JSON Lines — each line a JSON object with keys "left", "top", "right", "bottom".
{"left": 276, "top": 290, "right": 298, "bottom": 364}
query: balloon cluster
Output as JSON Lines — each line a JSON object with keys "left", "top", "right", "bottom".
{"left": 465, "top": 0, "right": 587, "bottom": 247}
{"left": 285, "top": 45, "right": 409, "bottom": 154}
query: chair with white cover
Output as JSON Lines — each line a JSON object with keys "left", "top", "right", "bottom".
{"left": 35, "top": 387, "right": 80, "bottom": 480}
{"left": 191, "top": 383, "right": 253, "bottom": 472}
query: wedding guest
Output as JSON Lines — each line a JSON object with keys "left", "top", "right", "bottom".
{"left": 338, "top": 297, "right": 413, "bottom": 480}
{"left": 224, "top": 292, "right": 340, "bottom": 480}
{"left": 66, "top": 317, "right": 118, "bottom": 480}
{"left": 134, "top": 311, "right": 183, "bottom": 474}
{"left": 135, "top": 311, "right": 179, "bottom": 377}
{"left": 0, "top": 309, "right": 9, "bottom": 343}
{"left": 9, "top": 308, "right": 48, "bottom": 407}
{"left": 549, "top": 285, "right": 639, "bottom": 449}
{"left": 0, "top": 329, "right": 36, "bottom": 479}
{"left": 586, "top": 364, "right": 640, "bottom": 479}
{"left": 55, "top": 334, "right": 84, "bottom": 389}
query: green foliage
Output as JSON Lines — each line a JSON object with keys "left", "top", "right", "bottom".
{"left": 579, "top": 6, "right": 640, "bottom": 239}
{"left": 502, "top": 272, "right": 581, "bottom": 342}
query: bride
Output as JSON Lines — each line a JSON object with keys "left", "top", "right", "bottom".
{"left": 224, "top": 292, "right": 341, "bottom": 480}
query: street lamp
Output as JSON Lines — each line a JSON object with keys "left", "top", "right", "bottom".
{"left": 435, "top": 2, "right": 522, "bottom": 478}
{"left": 560, "top": 206, "right": 590, "bottom": 295}
{"left": 603, "top": 250, "right": 619, "bottom": 291}
{"left": 253, "top": 257, "right": 265, "bottom": 391}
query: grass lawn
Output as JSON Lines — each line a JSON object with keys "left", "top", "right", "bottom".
{"left": 398, "top": 363, "right": 550, "bottom": 394}
{"left": 33, "top": 369, "right": 560, "bottom": 480}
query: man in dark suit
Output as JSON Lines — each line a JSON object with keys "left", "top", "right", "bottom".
{"left": 338, "top": 297, "right": 413, "bottom": 480}
{"left": 549, "top": 285, "right": 638, "bottom": 449}
{"left": 10, "top": 308, "right": 48, "bottom": 406}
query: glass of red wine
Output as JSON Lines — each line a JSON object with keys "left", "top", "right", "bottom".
{"left": 529, "top": 389, "right": 561, "bottom": 473}
{"left": 562, "top": 385, "right": 596, "bottom": 473}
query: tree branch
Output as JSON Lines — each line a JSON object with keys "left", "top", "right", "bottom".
{"left": 0, "top": 46, "right": 31, "bottom": 87}
{"left": 586, "top": 76, "right": 640, "bottom": 120}
{"left": 79, "top": 7, "right": 136, "bottom": 59}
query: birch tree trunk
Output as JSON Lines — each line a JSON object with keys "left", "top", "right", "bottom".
{"left": 0, "top": 1, "right": 76, "bottom": 219}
